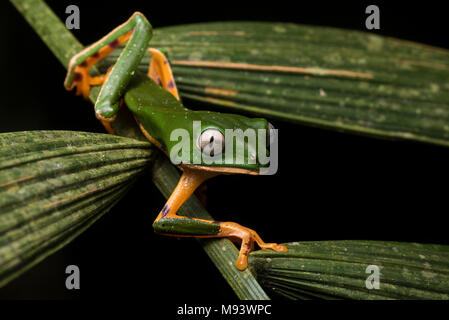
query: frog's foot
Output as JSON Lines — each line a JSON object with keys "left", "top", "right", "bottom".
{"left": 71, "top": 64, "right": 91, "bottom": 99}
{"left": 64, "top": 22, "right": 135, "bottom": 95}
{"left": 218, "top": 222, "right": 288, "bottom": 270}
{"left": 71, "top": 65, "right": 113, "bottom": 100}
{"left": 153, "top": 216, "right": 286, "bottom": 271}
{"left": 71, "top": 66, "right": 117, "bottom": 134}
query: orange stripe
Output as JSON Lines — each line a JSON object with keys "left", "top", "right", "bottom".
{"left": 205, "top": 87, "right": 238, "bottom": 96}
{"left": 172, "top": 60, "right": 373, "bottom": 79}
{"left": 85, "top": 31, "right": 133, "bottom": 69}
{"left": 0, "top": 175, "right": 35, "bottom": 188}
{"left": 187, "top": 31, "right": 245, "bottom": 36}
{"left": 43, "top": 187, "right": 101, "bottom": 209}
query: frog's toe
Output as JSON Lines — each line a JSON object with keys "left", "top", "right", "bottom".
{"left": 236, "top": 254, "right": 249, "bottom": 271}
{"left": 274, "top": 244, "right": 288, "bottom": 252}
{"left": 259, "top": 243, "right": 288, "bottom": 252}
{"left": 217, "top": 222, "right": 285, "bottom": 270}
{"left": 70, "top": 66, "right": 92, "bottom": 99}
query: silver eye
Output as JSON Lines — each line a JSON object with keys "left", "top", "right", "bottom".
{"left": 266, "top": 122, "right": 276, "bottom": 148}
{"left": 197, "top": 129, "right": 225, "bottom": 156}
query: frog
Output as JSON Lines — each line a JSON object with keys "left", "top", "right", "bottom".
{"left": 64, "top": 12, "right": 287, "bottom": 270}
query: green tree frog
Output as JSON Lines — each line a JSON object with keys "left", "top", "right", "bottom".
{"left": 64, "top": 12, "right": 287, "bottom": 270}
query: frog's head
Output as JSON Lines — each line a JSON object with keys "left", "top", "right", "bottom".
{"left": 163, "top": 111, "right": 276, "bottom": 175}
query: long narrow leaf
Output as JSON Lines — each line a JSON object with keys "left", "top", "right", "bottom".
{"left": 249, "top": 241, "right": 449, "bottom": 299}
{"left": 104, "top": 22, "right": 449, "bottom": 147}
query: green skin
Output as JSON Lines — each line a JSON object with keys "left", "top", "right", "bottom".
{"left": 65, "top": 13, "right": 271, "bottom": 237}
{"left": 125, "top": 74, "right": 269, "bottom": 171}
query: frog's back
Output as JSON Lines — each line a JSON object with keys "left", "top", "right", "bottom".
{"left": 123, "top": 72, "right": 190, "bottom": 150}
{"left": 124, "top": 72, "right": 185, "bottom": 114}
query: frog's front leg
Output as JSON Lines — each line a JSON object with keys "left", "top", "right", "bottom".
{"left": 153, "top": 168, "right": 287, "bottom": 271}
{"left": 64, "top": 12, "right": 152, "bottom": 124}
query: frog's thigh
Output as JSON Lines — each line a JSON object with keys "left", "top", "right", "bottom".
{"left": 147, "top": 48, "right": 180, "bottom": 100}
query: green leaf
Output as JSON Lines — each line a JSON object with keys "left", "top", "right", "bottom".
{"left": 0, "top": 130, "right": 154, "bottom": 287}
{"left": 105, "top": 22, "right": 449, "bottom": 147}
{"left": 249, "top": 241, "right": 449, "bottom": 299}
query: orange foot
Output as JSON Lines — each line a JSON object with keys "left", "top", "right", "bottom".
{"left": 219, "top": 222, "right": 288, "bottom": 270}
{"left": 72, "top": 65, "right": 112, "bottom": 100}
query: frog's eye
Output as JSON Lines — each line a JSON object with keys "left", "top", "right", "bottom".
{"left": 266, "top": 122, "right": 276, "bottom": 149}
{"left": 197, "top": 129, "right": 225, "bottom": 156}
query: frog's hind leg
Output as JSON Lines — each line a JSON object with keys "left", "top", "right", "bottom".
{"left": 147, "top": 48, "right": 180, "bottom": 100}
{"left": 152, "top": 168, "right": 287, "bottom": 271}
{"left": 64, "top": 12, "right": 152, "bottom": 123}
{"left": 66, "top": 29, "right": 133, "bottom": 100}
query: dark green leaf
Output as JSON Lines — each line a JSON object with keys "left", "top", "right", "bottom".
{"left": 249, "top": 241, "right": 449, "bottom": 299}
{"left": 0, "top": 130, "right": 154, "bottom": 286}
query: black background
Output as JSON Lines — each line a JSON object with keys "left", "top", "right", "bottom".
{"left": 0, "top": 0, "right": 448, "bottom": 305}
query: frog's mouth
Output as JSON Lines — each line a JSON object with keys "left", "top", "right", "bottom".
{"left": 181, "top": 163, "right": 259, "bottom": 175}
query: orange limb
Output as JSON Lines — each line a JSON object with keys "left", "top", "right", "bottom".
{"left": 72, "top": 31, "right": 133, "bottom": 99}
{"left": 154, "top": 168, "right": 216, "bottom": 221}
{"left": 153, "top": 168, "right": 287, "bottom": 270}
{"left": 217, "top": 222, "right": 287, "bottom": 270}
{"left": 147, "top": 48, "right": 180, "bottom": 100}
{"left": 73, "top": 66, "right": 117, "bottom": 134}
{"left": 90, "top": 74, "right": 108, "bottom": 86}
